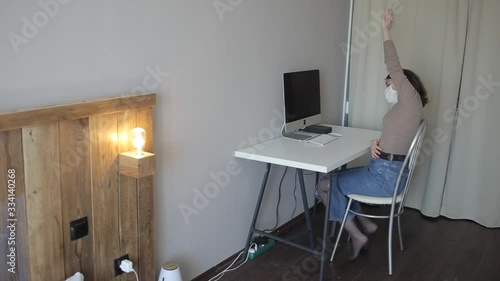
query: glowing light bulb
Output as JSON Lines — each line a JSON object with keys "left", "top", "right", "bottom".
{"left": 131, "top": 127, "right": 146, "bottom": 156}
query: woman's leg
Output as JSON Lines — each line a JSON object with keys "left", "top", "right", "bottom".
{"left": 315, "top": 167, "right": 365, "bottom": 219}
{"left": 317, "top": 169, "right": 369, "bottom": 260}
{"left": 330, "top": 162, "right": 387, "bottom": 259}
{"left": 316, "top": 177, "right": 330, "bottom": 207}
{"left": 344, "top": 220, "right": 368, "bottom": 260}
{"left": 357, "top": 216, "right": 378, "bottom": 235}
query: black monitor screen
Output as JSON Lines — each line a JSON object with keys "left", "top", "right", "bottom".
{"left": 283, "top": 69, "right": 320, "bottom": 123}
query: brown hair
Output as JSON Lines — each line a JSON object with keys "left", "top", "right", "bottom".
{"left": 386, "top": 69, "right": 428, "bottom": 107}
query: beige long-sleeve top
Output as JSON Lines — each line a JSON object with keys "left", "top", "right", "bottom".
{"left": 378, "top": 40, "right": 423, "bottom": 155}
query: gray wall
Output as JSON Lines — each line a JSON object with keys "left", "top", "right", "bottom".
{"left": 0, "top": 0, "right": 349, "bottom": 279}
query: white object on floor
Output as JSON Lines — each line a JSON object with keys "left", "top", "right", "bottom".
{"left": 65, "top": 272, "right": 84, "bottom": 281}
{"left": 158, "top": 262, "right": 183, "bottom": 281}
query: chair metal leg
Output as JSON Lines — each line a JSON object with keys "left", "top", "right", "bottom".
{"left": 388, "top": 213, "right": 394, "bottom": 275}
{"left": 330, "top": 199, "right": 353, "bottom": 262}
{"left": 397, "top": 216, "right": 404, "bottom": 251}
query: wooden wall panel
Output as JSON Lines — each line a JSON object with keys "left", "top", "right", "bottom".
{"left": 90, "top": 114, "right": 121, "bottom": 281}
{"left": 0, "top": 95, "right": 156, "bottom": 281}
{"left": 23, "top": 124, "right": 65, "bottom": 281}
{"left": 59, "top": 118, "right": 95, "bottom": 280}
{"left": 0, "top": 130, "right": 30, "bottom": 281}
{"left": 137, "top": 107, "right": 155, "bottom": 281}
{"left": 118, "top": 110, "right": 139, "bottom": 281}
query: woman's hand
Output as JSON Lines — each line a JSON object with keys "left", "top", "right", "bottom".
{"left": 371, "top": 139, "right": 382, "bottom": 158}
{"left": 382, "top": 9, "right": 394, "bottom": 30}
{"left": 381, "top": 9, "right": 394, "bottom": 41}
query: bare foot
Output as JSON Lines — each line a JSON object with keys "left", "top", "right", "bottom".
{"left": 348, "top": 235, "right": 368, "bottom": 261}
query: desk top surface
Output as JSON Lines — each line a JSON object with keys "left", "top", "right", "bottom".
{"left": 234, "top": 125, "right": 381, "bottom": 173}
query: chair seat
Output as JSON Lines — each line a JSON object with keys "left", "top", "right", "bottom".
{"left": 347, "top": 193, "right": 403, "bottom": 205}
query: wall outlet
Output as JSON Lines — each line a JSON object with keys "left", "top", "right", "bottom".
{"left": 70, "top": 217, "right": 88, "bottom": 241}
{"left": 114, "top": 254, "right": 130, "bottom": 276}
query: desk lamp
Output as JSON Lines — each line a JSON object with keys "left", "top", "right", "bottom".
{"left": 158, "top": 262, "right": 183, "bottom": 281}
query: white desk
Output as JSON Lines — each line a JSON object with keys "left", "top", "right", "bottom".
{"left": 236, "top": 126, "right": 381, "bottom": 173}
{"left": 234, "top": 125, "right": 380, "bottom": 281}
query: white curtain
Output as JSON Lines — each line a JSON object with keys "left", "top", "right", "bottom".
{"left": 347, "top": 0, "right": 500, "bottom": 227}
{"left": 440, "top": 0, "right": 500, "bottom": 227}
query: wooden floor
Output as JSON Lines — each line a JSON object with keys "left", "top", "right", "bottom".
{"left": 203, "top": 206, "right": 500, "bottom": 281}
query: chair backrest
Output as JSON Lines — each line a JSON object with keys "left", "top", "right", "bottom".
{"left": 391, "top": 119, "right": 427, "bottom": 214}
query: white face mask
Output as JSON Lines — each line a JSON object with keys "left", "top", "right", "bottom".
{"left": 385, "top": 86, "right": 398, "bottom": 104}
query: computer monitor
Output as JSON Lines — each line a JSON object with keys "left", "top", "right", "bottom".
{"left": 282, "top": 69, "right": 321, "bottom": 134}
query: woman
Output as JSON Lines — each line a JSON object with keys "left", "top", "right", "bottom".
{"left": 316, "top": 9, "right": 428, "bottom": 260}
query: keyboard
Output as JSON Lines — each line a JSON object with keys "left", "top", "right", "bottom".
{"left": 306, "top": 134, "right": 339, "bottom": 146}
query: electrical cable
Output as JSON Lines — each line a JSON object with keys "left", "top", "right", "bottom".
{"left": 263, "top": 166, "right": 288, "bottom": 232}
{"left": 291, "top": 170, "right": 298, "bottom": 220}
{"left": 208, "top": 243, "right": 257, "bottom": 281}
{"left": 293, "top": 170, "right": 321, "bottom": 219}
{"left": 131, "top": 269, "right": 139, "bottom": 281}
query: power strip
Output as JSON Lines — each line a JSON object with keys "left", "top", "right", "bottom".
{"left": 248, "top": 239, "right": 276, "bottom": 260}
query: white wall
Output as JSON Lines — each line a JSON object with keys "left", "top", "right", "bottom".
{"left": 0, "top": 0, "right": 349, "bottom": 279}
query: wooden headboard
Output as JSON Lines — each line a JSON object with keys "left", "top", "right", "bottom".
{"left": 0, "top": 94, "right": 156, "bottom": 281}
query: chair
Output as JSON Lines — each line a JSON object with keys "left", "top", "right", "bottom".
{"left": 329, "top": 119, "right": 427, "bottom": 275}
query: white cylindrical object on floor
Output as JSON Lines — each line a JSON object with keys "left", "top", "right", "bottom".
{"left": 158, "top": 262, "right": 183, "bottom": 281}
{"left": 65, "top": 272, "right": 84, "bottom": 281}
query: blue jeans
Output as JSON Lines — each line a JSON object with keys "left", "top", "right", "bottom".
{"left": 323, "top": 158, "right": 407, "bottom": 222}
